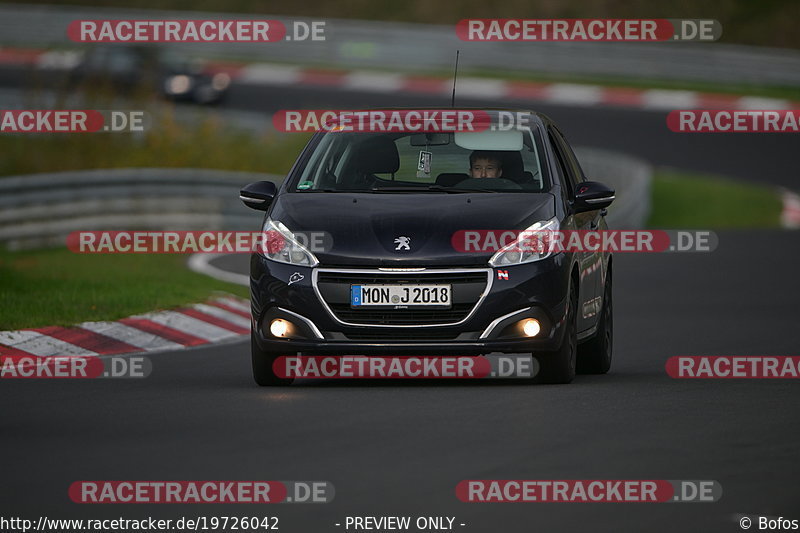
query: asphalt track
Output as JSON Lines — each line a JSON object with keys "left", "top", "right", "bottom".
{"left": 2, "top": 232, "right": 799, "bottom": 532}
{"left": 2, "top": 69, "right": 800, "bottom": 532}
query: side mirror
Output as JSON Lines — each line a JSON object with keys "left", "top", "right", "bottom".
{"left": 240, "top": 181, "right": 278, "bottom": 210}
{"left": 573, "top": 181, "right": 615, "bottom": 213}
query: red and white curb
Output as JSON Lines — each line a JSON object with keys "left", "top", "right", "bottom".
{"left": 231, "top": 63, "right": 800, "bottom": 111}
{"left": 781, "top": 189, "right": 800, "bottom": 229}
{"left": 2, "top": 46, "right": 798, "bottom": 112}
{"left": 0, "top": 47, "right": 83, "bottom": 70}
{"left": 0, "top": 296, "right": 251, "bottom": 358}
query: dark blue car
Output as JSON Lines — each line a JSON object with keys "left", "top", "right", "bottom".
{"left": 240, "top": 110, "right": 615, "bottom": 385}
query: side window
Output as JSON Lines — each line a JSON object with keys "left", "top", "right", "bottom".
{"left": 554, "top": 128, "right": 586, "bottom": 185}
{"left": 298, "top": 134, "right": 347, "bottom": 188}
{"left": 547, "top": 129, "right": 575, "bottom": 196}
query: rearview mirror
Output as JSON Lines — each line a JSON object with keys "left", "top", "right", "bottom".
{"left": 573, "top": 181, "right": 615, "bottom": 213}
{"left": 410, "top": 132, "right": 451, "bottom": 146}
{"left": 240, "top": 181, "right": 278, "bottom": 210}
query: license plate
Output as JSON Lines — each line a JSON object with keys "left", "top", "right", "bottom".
{"left": 351, "top": 284, "right": 451, "bottom": 307}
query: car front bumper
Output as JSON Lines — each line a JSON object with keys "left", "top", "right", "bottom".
{"left": 250, "top": 253, "right": 571, "bottom": 356}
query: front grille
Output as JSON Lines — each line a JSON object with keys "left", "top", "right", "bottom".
{"left": 343, "top": 330, "right": 460, "bottom": 341}
{"left": 315, "top": 269, "right": 489, "bottom": 326}
{"left": 330, "top": 303, "right": 474, "bottom": 325}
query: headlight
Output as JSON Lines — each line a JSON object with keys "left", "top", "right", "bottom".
{"left": 260, "top": 218, "right": 319, "bottom": 267}
{"left": 211, "top": 72, "right": 231, "bottom": 91}
{"left": 488, "top": 217, "right": 559, "bottom": 267}
{"left": 165, "top": 75, "right": 192, "bottom": 95}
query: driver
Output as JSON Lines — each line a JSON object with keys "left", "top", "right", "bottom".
{"left": 469, "top": 151, "right": 503, "bottom": 179}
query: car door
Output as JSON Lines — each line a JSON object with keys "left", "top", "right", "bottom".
{"left": 547, "top": 126, "right": 601, "bottom": 333}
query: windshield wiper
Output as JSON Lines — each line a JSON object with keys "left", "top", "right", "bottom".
{"left": 296, "top": 189, "right": 374, "bottom": 193}
{"left": 370, "top": 185, "right": 495, "bottom": 193}
{"left": 297, "top": 186, "right": 499, "bottom": 194}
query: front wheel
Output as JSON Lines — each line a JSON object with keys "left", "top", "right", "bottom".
{"left": 251, "top": 332, "right": 294, "bottom": 386}
{"left": 536, "top": 281, "right": 577, "bottom": 384}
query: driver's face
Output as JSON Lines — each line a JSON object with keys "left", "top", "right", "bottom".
{"left": 470, "top": 158, "right": 502, "bottom": 179}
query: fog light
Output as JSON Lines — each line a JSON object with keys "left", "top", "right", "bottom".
{"left": 270, "top": 319, "right": 290, "bottom": 338}
{"left": 522, "top": 318, "right": 541, "bottom": 337}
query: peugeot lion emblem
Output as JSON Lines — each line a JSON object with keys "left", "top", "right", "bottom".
{"left": 394, "top": 236, "right": 411, "bottom": 251}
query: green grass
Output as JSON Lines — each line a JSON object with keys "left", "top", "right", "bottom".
{"left": 647, "top": 169, "right": 783, "bottom": 228}
{"left": 0, "top": 247, "right": 249, "bottom": 330}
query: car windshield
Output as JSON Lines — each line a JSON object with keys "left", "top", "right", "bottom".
{"left": 290, "top": 124, "right": 547, "bottom": 193}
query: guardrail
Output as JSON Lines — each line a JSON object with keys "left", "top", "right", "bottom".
{"left": 0, "top": 3, "right": 799, "bottom": 87}
{"left": 0, "top": 168, "right": 278, "bottom": 249}
{"left": 0, "top": 148, "right": 651, "bottom": 251}
{"left": 575, "top": 147, "right": 652, "bottom": 229}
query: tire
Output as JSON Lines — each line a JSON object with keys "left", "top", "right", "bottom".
{"left": 577, "top": 270, "right": 613, "bottom": 374}
{"left": 251, "top": 332, "right": 294, "bottom": 386}
{"left": 536, "top": 281, "right": 577, "bottom": 384}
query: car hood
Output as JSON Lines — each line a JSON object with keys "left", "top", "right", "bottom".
{"left": 269, "top": 192, "right": 555, "bottom": 266}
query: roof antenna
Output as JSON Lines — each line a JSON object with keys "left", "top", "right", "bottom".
{"left": 450, "top": 50, "right": 460, "bottom": 107}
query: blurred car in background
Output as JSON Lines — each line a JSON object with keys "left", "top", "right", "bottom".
{"left": 69, "top": 45, "right": 231, "bottom": 104}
